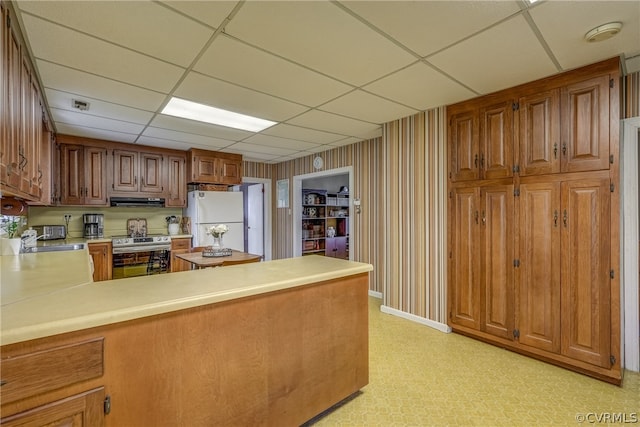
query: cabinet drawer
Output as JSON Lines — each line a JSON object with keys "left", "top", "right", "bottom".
{"left": 1, "top": 338, "right": 104, "bottom": 404}
{"left": 171, "top": 238, "right": 191, "bottom": 250}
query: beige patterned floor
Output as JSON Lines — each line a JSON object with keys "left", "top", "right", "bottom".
{"left": 308, "top": 297, "right": 640, "bottom": 427}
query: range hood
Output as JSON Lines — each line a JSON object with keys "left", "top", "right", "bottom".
{"left": 110, "top": 197, "right": 165, "bottom": 208}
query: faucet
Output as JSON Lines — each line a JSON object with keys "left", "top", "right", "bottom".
{"left": 20, "top": 234, "right": 50, "bottom": 253}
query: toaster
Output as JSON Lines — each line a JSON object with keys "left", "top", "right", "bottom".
{"left": 32, "top": 225, "right": 67, "bottom": 240}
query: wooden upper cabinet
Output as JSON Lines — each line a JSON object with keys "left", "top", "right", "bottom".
{"left": 480, "top": 101, "right": 513, "bottom": 180}
{"left": 449, "top": 109, "right": 479, "bottom": 182}
{"left": 140, "top": 152, "right": 163, "bottom": 194}
{"left": 59, "top": 144, "right": 108, "bottom": 206}
{"left": 560, "top": 178, "right": 611, "bottom": 368}
{"left": 518, "top": 89, "right": 560, "bottom": 176}
{"left": 560, "top": 75, "right": 610, "bottom": 173}
{"left": 518, "top": 181, "right": 561, "bottom": 353}
{"left": 166, "top": 154, "right": 186, "bottom": 207}
{"left": 112, "top": 149, "right": 138, "bottom": 192}
{"left": 187, "top": 148, "right": 242, "bottom": 185}
{"left": 3, "top": 11, "right": 22, "bottom": 189}
{"left": 111, "top": 149, "right": 164, "bottom": 195}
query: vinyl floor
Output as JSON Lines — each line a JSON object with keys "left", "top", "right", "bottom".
{"left": 308, "top": 297, "right": 640, "bottom": 427}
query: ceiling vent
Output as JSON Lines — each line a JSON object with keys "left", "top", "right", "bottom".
{"left": 72, "top": 99, "right": 90, "bottom": 111}
{"left": 585, "top": 22, "right": 623, "bottom": 42}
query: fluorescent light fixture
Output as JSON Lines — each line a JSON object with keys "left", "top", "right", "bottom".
{"left": 161, "top": 97, "right": 276, "bottom": 132}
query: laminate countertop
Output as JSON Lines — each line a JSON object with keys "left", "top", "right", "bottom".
{"left": 0, "top": 251, "right": 373, "bottom": 346}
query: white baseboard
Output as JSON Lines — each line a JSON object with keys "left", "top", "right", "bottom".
{"left": 380, "top": 304, "right": 452, "bottom": 333}
{"left": 368, "top": 290, "right": 382, "bottom": 299}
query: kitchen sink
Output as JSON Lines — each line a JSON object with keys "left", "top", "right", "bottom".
{"left": 21, "top": 243, "right": 86, "bottom": 253}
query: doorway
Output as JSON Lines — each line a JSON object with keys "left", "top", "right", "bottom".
{"left": 292, "top": 166, "right": 353, "bottom": 259}
{"left": 240, "top": 177, "right": 272, "bottom": 261}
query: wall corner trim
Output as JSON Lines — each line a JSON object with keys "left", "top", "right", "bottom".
{"left": 380, "top": 305, "right": 452, "bottom": 334}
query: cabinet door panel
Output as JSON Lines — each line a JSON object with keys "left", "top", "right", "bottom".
{"left": 519, "top": 89, "right": 560, "bottom": 176}
{"left": 5, "top": 16, "right": 21, "bottom": 188}
{"left": 449, "top": 111, "right": 479, "bottom": 182}
{"left": 0, "top": 387, "right": 105, "bottom": 427}
{"left": 561, "top": 75, "right": 610, "bottom": 172}
{"left": 561, "top": 179, "right": 610, "bottom": 367}
{"left": 518, "top": 182, "right": 561, "bottom": 352}
{"left": 480, "top": 185, "right": 513, "bottom": 339}
{"left": 112, "top": 149, "right": 138, "bottom": 192}
{"left": 218, "top": 158, "right": 242, "bottom": 185}
{"left": 450, "top": 187, "right": 480, "bottom": 329}
{"left": 480, "top": 102, "right": 513, "bottom": 179}
{"left": 166, "top": 155, "right": 186, "bottom": 207}
{"left": 84, "top": 147, "right": 107, "bottom": 205}
{"left": 60, "top": 145, "right": 84, "bottom": 205}
{"left": 140, "top": 152, "right": 164, "bottom": 193}
{"left": 192, "top": 156, "right": 216, "bottom": 182}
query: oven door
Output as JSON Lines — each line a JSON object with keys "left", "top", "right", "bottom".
{"left": 112, "top": 247, "right": 171, "bottom": 279}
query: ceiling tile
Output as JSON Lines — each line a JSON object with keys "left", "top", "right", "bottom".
{"left": 135, "top": 136, "right": 195, "bottom": 152}
{"left": 328, "top": 137, "right": 365, "bottom": 147}
{"left": 17, "top": 0, "right": 213, "bottom": 67}
{"left": 287, "top": 110, "right": 381, "bottom": 138}
{"left": 36, "top": 60, "right": 166, "bottom": 111}
{"left": 319, "top": 90, "right": 418, "bottom": 124}
{"left": 626, "top": 54, "right": 640, "bottom": 74}
{"left": 141, "top": 127, "right": 234, "bottom": 150}
{"left": 429, "top": 15, "right": 558, "bottom": 94}
{"left": 22, "top": 14, "right": 184, "bottom": 93}
{"left": 50, "top": 108, "right": 145, "bottom": 135}
{"left": 364, "top": 62, "right": 478, "bottom": 111}
{"left": 224, "top": 1, "right": 416, "bottom": 86}
{"left": 530, "top": 1, "right": 640, "bottom": 71}
{"left": 225, "top": 142, "right": 298, "bottom": 157}
{"left": 175, "top": 72, "right": 309, "bottom": 122}
{"left": 341, "top": 1, "right": 521, "bottom": 57}
{"left": 45, "top": 89, "right": 154, "bottom": 125}
{"left": 149, "top": 115, "right": 253, "bottom": 141}
{"left": 262, "top": 124, "right": 346, "bottom": 144}
{"left": 160, "top": 1, "right": 239, "bottom": 29}
{"left": 195, "top": 35, "right": 353, "bottom": 107}
{"left": 243, "top": 134, "right": 322, "bottom": 151}
{"left": 55, "top": 123, "right": 138, "bottom": 143}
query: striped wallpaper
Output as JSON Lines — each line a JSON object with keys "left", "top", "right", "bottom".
{"left": 243, "top": 107, "right": 449, "bottom": 324}
{"left": 624, "top": 70, "right": 640, "bottom": 118}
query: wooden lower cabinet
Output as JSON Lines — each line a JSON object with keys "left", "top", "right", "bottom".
{"left": 170, "top": 237, "right": 191, "bottom": 272}
{"left": 450, "top": 173, "right": 618, "bottom": 383}
{"left": 88, "top": 242, "right": 112, "bottom": 282}
{"left": 1, "top": 387, "right": 105, "bottom": 427}
{"left": 449, "top": 183, "right": 513, "bottom": 338}
{"left": 0, "top": 273, "right": 369, "bottom": 426}
{"left": 0, "top": 337, "right": 105, "bottom": 426}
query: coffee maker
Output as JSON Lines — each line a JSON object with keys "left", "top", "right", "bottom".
{"left": 83, "top": 213, "right": 104, "bottom": 238}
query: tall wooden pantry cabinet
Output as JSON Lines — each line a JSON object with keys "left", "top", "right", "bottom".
{"left": 447, "top": 57, "right": 621, "bottom": 384}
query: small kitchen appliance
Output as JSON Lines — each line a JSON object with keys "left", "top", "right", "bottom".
{"left": 32, "top": 225, "right": 66, "bottom": 240}
{"left": 83, "top": 213, "right": 104, "bottom": 238}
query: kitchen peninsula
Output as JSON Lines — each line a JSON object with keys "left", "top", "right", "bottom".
{"left": 0, "top": 251, "right": 372, "bottom": 426}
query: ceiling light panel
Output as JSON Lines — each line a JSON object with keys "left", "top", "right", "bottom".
{"left": 162, "top": 97, "right": 277, "bottom": 132}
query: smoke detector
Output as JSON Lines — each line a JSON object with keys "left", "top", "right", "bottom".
{"left": 72, "top": 99, "right": 90, "bottom": 111}
{"left": 584, "top": 22, "right": 623, "bottom": 42}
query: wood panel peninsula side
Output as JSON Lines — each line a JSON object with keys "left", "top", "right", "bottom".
{"left": 0, "top": 251, "right": 372, "bottom": 426}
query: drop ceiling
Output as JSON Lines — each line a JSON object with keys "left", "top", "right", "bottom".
{"left": 12, "top": 0, "right": 640, "bottom": 164}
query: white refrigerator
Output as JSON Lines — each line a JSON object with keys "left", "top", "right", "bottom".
{"left": 184, "top": 191, "right": 245, "bottom": 251}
